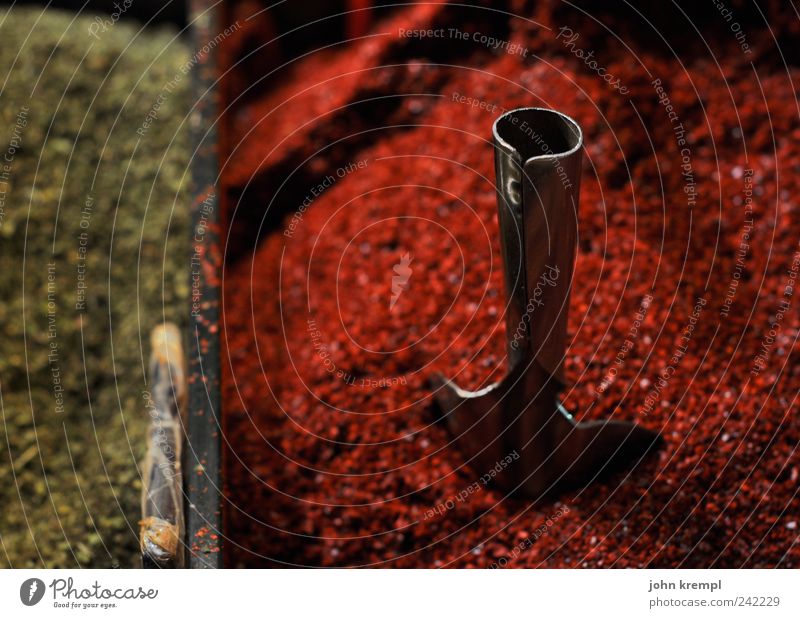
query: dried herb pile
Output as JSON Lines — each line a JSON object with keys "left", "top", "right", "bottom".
{"left": 0, "top": 8, "right": 190, "bottom": 567}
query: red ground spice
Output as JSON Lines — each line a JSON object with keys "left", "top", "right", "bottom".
{"left": 220, "top": 1, "right": 800, "bottom": 567}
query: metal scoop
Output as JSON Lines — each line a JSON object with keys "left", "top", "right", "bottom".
{"left": 433, "top": 108, "right": 662, "bottom": 498}
{"left": 140, "top": 323, "right": 187, "bottom": 568}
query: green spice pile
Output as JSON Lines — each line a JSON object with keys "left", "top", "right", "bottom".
{"left": 0, "top": 8, "right": 190, "bottom": 567}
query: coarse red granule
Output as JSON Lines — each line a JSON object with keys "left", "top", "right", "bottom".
{"left": 219, "top": 0, "right": 800, "bottom": 567}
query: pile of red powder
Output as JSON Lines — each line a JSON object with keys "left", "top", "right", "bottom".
{"left": 219, "top": 0, "right": 800, "bottom": 567}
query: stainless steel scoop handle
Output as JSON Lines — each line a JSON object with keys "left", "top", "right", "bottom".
{"left": 494, "top": 107, "right": 582, "bottom": 379}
